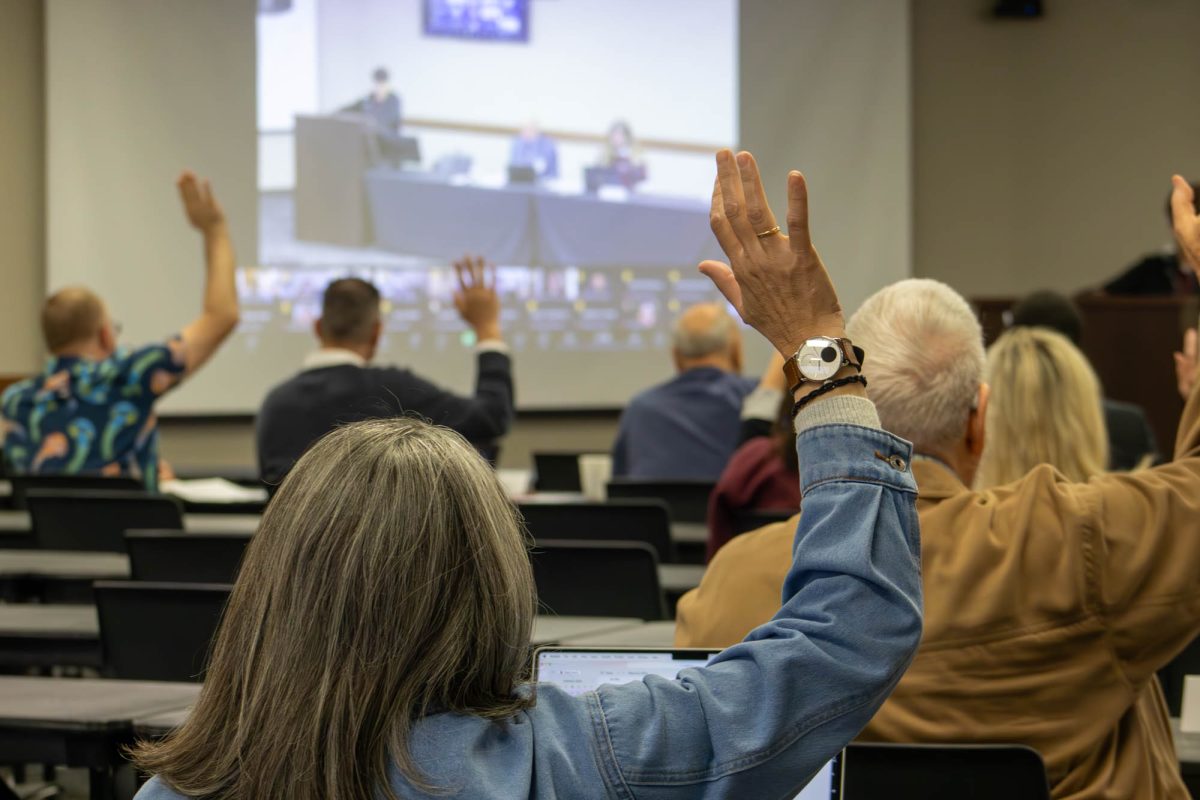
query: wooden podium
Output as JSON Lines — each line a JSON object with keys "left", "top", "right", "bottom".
{"left": 974, "top": 295, "right": 1198, "bottom": 458}
{"left": 293, "top": 113, "right": 376, "bottom": 247}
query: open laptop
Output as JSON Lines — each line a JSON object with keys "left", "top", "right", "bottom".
{"left": 534, "top": 646, "right": 843, "bottom": 798}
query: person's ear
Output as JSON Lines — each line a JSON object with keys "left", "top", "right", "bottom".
{"left": 369, "top": 320, "right": 383, "bottom": 354}
{"left": 730, "top": 336, "right": 744, "bottom": 374}
{"left": 98, "top": 324, "right": 116, "bottom": 356}
{"left": 967, "top": 382, "right": 990, "bottom": 458}
{"left": 314, "top": 318, "right": 325, "bottom": 343}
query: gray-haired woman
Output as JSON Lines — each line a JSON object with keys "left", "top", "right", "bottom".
{"left": 134, "top": 151, "right": 923, "bottom": 800}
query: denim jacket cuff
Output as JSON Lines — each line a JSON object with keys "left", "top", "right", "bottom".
{"left": 796, "top": 423, "right": 917, "bottom": 495}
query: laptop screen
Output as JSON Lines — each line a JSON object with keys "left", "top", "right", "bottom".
{"left": 534, "top": 647, "right": 842, "bottom": 799}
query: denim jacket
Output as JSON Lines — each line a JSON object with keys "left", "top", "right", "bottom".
{"left": 139, "top": 413, "right": 922, "bottom": 799}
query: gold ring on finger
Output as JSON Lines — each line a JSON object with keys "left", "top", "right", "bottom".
{"left": 755, "top": 226, "right": 781, "bottom": 239}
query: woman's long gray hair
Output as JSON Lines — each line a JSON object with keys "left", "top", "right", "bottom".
{"left": 132, "top": 418, "right": 537, "bottom": 798}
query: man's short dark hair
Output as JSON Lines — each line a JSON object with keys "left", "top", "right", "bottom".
{"left": 1166, "top": 181, "right": 1200, "bottom": 225}
{"left": 1010, "top": 290, "right": 1083, "bottom": 346}
{"left": 372, "top": 67, "right": 389, "bottom": 84}
{"left": 321, "top": 278, "right": 381, "bottom": 344}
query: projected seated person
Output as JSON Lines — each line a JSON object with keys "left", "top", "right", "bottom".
{"left": 509, "top": 121, "right": 558, "bottom": 180}
{"left": 1102, "top": 180, "right": 1200, "bottom": 295}
{"left": 611, "top": 302, "right": 758, "bottom": 480}
{"left": 255, "top": 257, "right": 513, "bottom": 487}
{"left": 589, "top": 120, "right": 646, "bottom": 191}
{"left": 0, "top": 173, "right": 239, "bottom": 492}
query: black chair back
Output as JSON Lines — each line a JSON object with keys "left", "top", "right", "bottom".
{"left": 94, "top": 580, "right": 231, "bottom": 682}
{"left": 27, "top": 490, "right": 184, "bottom": 552}
{"left": 531, "top": 539, "right": 666, "bottom": 620}
{"left": 731, "top": 507, "right": 799, "bottom": 536}
{"left": 606, "top": 479, "right": 715, "bottom": 524}
{"left": 519, "top": 500, "right": 674, "bottom": 562}
{"left": 843, "top": 743, "right": 1051, "bottom": 799}
{"left": 10, "top": 474, "right": 142, "bottom": 510}
{"left": 125, "top": 530, "right": 251, "bottom": 584}
{"left": 532, "top": 452, "right": 605, "bottom": 493}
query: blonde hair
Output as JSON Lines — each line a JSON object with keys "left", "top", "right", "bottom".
{"left": 977, "top": 327, "right": 1108, "bottom": 488}
{"left": 42, "top": 286, "right": 105, "bottom": 352}
{"left": 132, "top": 418, "right": 537, "bottom": 799}
{"left": 847, "top": 279, "right": 986, "bottom": 452}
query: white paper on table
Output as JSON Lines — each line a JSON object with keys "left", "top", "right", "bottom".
{"left": 162, "top": 478, "right": 268, "bottom": 504}
{"left": 1181, "top": 675, "right": 1200, "bottom": 733}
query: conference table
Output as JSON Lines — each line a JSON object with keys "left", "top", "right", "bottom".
{"left": 364, "top": 170, "right": 724, "bottom": 269}
{"left": 0, "top": 509, "right": 707, "bottom": 548}
{"left": 0, "top": 603, "right": 101, "bottom": 668}
{"left": 0, "top": 607, "right": 651, "bottom": 671}
{"left": 0, "top": 676, "right": 200, "bottom": 800}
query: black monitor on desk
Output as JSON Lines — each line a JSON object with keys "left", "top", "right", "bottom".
{"left": 373, "top": 132, "right": 421, "bottom": 166}
{"left": 585, "top": 163, "right": 647, "bottom": 194}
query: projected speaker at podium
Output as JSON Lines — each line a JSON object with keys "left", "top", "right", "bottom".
{"left": 341, "top": 66, "right": 420, "bottom": 167}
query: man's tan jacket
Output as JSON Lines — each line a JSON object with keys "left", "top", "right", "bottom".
{"left": 677, "top": 389, "right": 1200, "bottom": 799}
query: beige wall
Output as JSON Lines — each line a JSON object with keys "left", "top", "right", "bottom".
{"left": 912, "top": 0, "right": 1200, "bottom": 297}
{"left": 0, "top": 0, "right": 44, "bottom": 375}
{"left": 7, "top": 0, "right": 1200, "bottom": 468}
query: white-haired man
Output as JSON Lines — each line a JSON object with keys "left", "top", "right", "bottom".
{"left": 611, "top": 302, "right": 758, "bottom": 480}
{"left": 678, "top": 179, "right": 1200, "bottom": 798}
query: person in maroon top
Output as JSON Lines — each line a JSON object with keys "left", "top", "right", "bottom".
{"left": 706, "top": 390, "right": 800, "bottom": 561}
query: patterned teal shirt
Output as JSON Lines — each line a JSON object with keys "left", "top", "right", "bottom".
{"left": 1, "top": 338, "right": 187, "bottom": 492}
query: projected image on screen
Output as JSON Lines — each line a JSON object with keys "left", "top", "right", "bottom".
{"left": 253, "top": 0, "right": 738, "bottom": 407}
{"left": 424, "top": 0, "right": 529, "bottom": 42}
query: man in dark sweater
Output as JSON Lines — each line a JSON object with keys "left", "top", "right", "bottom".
{"left": 1104, "top": 180, "right": 1200, "bottom": 295}
{"left": 256, "top": 257, "right": 513, "bottom": 487}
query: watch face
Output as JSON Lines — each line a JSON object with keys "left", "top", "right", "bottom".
{"left": 796, "top": 337, "right": 843, "bottom": 381}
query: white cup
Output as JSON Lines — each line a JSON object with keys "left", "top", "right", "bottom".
{"left": 578, "top": 454, "right": 613, "bottom": 502}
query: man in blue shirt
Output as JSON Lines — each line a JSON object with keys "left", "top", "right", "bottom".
{"left": 612, "top": 302, "right": 758, "bottom": 480}
{"left": 1, "top": 172, "right": 239, "bottom": 491}
{"left": 509, "top": 122, "right": 558, "bottom": 180}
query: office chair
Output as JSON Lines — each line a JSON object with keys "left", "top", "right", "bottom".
{"left": 9, "top": 474, "right": 141, "bottom": 510}
{"left": 519, "top": 500, "right": 675, "bottom": 562}
{"left": 94, "top": 580, "right": 231, "bottom": 682}
{"left": 125, "top": 530, "right": 251, "bottom": 584}
{"left": 606, "top": 479, "right": 715, "bottom": 524}
{"left": 531, "top": 539, "right": 666, "bottom": 621}
{"left": 26, "top": 490, "right": 183, "bottom": 552}
{"left": 843, "top": 742, "right": 1051, "bottom": 799}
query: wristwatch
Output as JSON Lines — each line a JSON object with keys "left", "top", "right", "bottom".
{"left": 783, "top": 336, "right": 865, "bottom": 392}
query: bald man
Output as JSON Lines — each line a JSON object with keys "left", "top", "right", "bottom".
{"left": 611, "top": 302, "right": 758, "bottom": 480}
{"left": 1, "top": 172, "right": 238, "bottom": 491}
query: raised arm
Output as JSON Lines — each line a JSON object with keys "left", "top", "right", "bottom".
{"left": 579, "top": 151, "right": 922, "bottom": 798}
{"left": 177, "top": 171, "right": 239, "bottom": 375}
{"left": 378, "top": 255, "right": 513, "bottom": 442}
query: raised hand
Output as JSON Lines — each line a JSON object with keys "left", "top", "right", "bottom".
{"left": 177, "top": 171, "right": 225, "bottom": 233}
{"left": 1172, "top": 175, "right": 1200, "bottom": 271}
{"left": 699, "top": 150, "right": 845, "bottom": 357}
{"left": 453, "top": 254, "right": 501, "bottom": 341}
{"left": 1175, "top": 326, "right": 1198, "bottom": 400}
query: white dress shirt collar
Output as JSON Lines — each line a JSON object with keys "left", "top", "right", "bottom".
{"left": 301, "top": 348, "right": 367, "bottom": 371}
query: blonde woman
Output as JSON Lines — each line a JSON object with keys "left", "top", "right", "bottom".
{"left": 977, "top": 326, "right": 1108, "bottom": 488}
{"left": 131, "top": 152, "right": 922, "bottom": 800}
